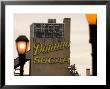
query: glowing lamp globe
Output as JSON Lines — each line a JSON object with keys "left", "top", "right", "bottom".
{"left": 16, "top": 35, "right": 29, "bottom": 55}
{"left": 86, "top": 14, "right": 97, "bottom": 25}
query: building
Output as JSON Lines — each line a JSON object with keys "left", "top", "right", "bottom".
{"left": 30, "top": 18, "right": 71, "bottom": 76}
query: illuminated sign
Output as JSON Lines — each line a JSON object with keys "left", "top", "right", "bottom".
{"left": 33, "top": 41, "right": 70, "bottom": 55}
{"left": 33, "top": 57, "right": 69, "bottom": 64}
{"left": 33, "top": 41, "right": 70, "bottom": 64}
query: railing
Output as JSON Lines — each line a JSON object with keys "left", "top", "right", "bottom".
{"left": 14, "top": 58, "right": 30, "bottom": 76}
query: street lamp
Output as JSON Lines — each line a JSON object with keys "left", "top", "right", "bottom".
{"left": 16, "top": 35, "right": 29, "bottom": 76}
{"left": 85, "top": 14, "right": 97, "bottom": 76}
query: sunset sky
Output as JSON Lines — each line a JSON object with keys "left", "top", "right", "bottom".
{"left": 14, "top": 14, "right": 92, "bottom": 76}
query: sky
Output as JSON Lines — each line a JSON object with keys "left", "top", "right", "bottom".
{"left": 14, "top": 14, "right": 92, "bottom": 76}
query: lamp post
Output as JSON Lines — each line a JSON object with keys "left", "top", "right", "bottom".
{"left": 86, "top": 14, "right": 97, "bottom": 76}
{"left": 15, "top": 35, "right": 29, "bottom": 76}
